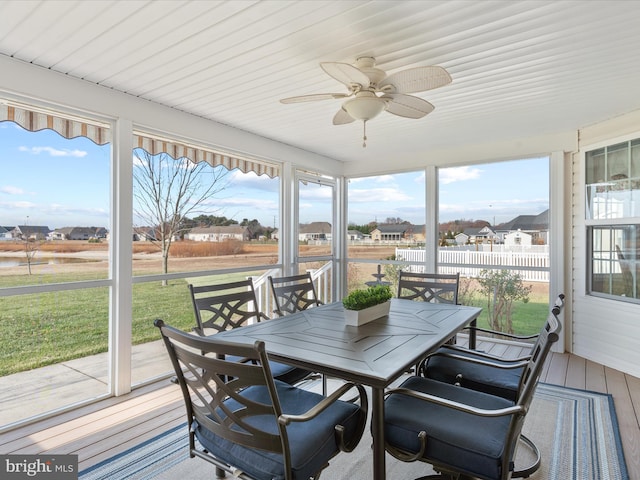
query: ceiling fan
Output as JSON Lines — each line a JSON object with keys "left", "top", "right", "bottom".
{"left": 280, "top": 57, "right": 452, "bottom": 147}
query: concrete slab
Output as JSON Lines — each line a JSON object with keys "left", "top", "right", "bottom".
{"left": 1, "top": 341, "right": 175, "bottom": 428}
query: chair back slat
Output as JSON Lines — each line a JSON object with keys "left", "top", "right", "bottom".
{"left": 269, "top": 273, "right": 322, "bottom": 316}
{"left": 397, "top": 272, "right": 460, "bottom": 304}
{"left": 189, "top": 279, "right": 264, "bottom": 335}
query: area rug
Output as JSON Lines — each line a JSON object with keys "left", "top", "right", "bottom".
{"left": 79, "top": 383, "right": 629, "bottom": 480}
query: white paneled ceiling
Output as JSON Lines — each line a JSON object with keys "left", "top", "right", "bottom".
{"left": 2, "top": 0, "right": 640, "bottom": 163}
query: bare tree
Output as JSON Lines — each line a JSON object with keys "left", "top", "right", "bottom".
{"left": 21, "top": 233, "right": 40, "bottom": 275}
{"left": 133, "top": 150, "right": 229, "bottom": 285}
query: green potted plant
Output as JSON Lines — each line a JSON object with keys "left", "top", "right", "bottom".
{"left": 342, "top": 284, "right": 393, "bottom": 326}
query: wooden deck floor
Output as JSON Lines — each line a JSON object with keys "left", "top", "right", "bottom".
{"left": 1, "top": 339, "right": 639, "bottom": 478}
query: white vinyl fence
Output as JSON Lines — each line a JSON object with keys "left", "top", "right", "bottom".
{"left": 397, "top": 247, "right": 550, "bottom": 282}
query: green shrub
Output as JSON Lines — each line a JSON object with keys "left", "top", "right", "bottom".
{"left": 342, "top": 285, "right": 393, "bottom": 310}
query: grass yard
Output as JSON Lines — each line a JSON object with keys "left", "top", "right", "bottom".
{"left": 0, "top": 271, "right": 260, "bottom": 376}
{"left": 0, "top": 241, "right": 551, "bottom": 376}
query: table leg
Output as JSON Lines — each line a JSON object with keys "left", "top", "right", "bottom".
{"left": 371, "top": 386, "right": 386, "bottom": 480}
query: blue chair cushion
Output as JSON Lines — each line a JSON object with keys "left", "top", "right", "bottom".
{"left": 384, "top": 376, "right": 515, "bottom": 479}
{"left": 268, "top": 361, "right": 311, "bottom": 385}
{"left": 195, "top": 380, "right": 362, "bottom": 480}
{"left": 423, "top": 347, "right": 523, "bottom": 401}
{"left": 224, "top": 354, "right": 310, "bottom": 385}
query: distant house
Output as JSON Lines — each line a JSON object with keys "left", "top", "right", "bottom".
{"left": 299, "top": 222, "right": 332, "bottom": 241}
{"left": 370, "top": 223, "right": 424, "bottom": 242}
{"left": 370, "top": 224, "right": 408, "bottom": 242}
{"left": 0, "top": 226, "right": 12, "bottom": 241}
{"left": 133, "top": 226, "right": 158, "bottom": 242}
{"left": 50, "top": 226, "right": 102, "bottom": 240}
{"left": 11, "top": 225, "right": 50, "bottom": 241}
{"left": 496, "top": 209, "right": 549, "bottom": 244}
{"left": 186, "top": 225, "right": 251, "bottom": 242}
{"left": 404, "top": 224, "right": 426, "bottom": 243}
{"left": 456, "top": 226, "right": 498, "bottom": 245}
{"left": 454, "top": 232, "right": 469, "bottom": 245}
{"left": 347, "top": 229, "right": 365, "bottom": 241}
{"left": 504, "top": 229, "right": 533, "bottom": 246}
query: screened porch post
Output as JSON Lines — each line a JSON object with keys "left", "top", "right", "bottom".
{"left": 111, "top": 118, "right": 134, "bottom": 396}
{"left": 549, "top": 150, "right": 566, "bottom": 353}
{"left": 335, "top": 175, "right": 348, "bottom": 298}
{"left": 426, "top": 165, "right": 438, "bottom": 272}
{"left": 280, "top": 161, "right": 294, "bottom": 276}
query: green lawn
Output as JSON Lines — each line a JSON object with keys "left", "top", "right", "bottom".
{"left": 464, "top": 289, "right": 549, "bottom": 337}
{"left": 0, "top": 271, "right": 258, "bottom": 376}
{"left": 0, "top": 270, "right": 549, "bottom": 376}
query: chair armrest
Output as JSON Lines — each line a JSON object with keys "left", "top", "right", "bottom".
{"left": 463, "top": 325, "right": 538, "bottom": 341}
{"left": 279, "top": 381, "right": 368, "bottom": 453}
{"left": 385, "top": 387, "right": 524, "bottom": 418}
{"left": 278, "top": 382, "right": 367, "bottom": 425}
{"left": 436, "top": 344, "right": 531, "bottom": 364}
{"left": 429, "top": 350, "right": 529, "bottom": 370}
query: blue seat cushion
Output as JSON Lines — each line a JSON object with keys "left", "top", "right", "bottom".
{"left": 195, "top": 380, "right": 362, "bottom": 480}
{"left": 224, "top": 354, "right": 310, "bottom": 385}
{"left": 384, "top": 376, "right": 515, "bottom": 479}
{"left": 268, "top": 361, "right": 311, "bottom": 385}
{"left": 423, "top": 347, "right": 523, "bottom": 401}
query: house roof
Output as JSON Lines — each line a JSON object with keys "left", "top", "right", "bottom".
{"left": 498, "top": 209, "right": 549, "bottom": 231}
{"left": 373, "top": 224, "right": 410, "bottom": 234}
{"left": 53, "top": 227, "right": 101, "bottom": 236}
{"left": 16, "top": 226, "right": 50, "bottom": 235}
{"left": 299, "top": 222, "right": 332, "bottom": 234}
{"left": 2, "top": 2, "right": 640, "bottom": 169}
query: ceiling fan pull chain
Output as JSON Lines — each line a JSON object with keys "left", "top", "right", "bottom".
{"left": 362, "top": 120, "right": 367, "bottom": 148}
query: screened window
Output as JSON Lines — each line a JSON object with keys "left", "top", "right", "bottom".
{"left": 586, "top": 137, "right": 640, "bottom": 301}
{"left": 0, "top": 103, "right": 112, "bottom": 424}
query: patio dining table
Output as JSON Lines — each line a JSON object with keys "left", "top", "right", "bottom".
{"left": 214, "top": 297, "right": 482, "bottom": 480}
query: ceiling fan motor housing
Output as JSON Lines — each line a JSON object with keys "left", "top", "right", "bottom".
{"left": 355, "top": 56, "right": 386, "bottom": 88}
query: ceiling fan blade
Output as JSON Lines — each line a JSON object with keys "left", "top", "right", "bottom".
{"left": 321, "top": 62, "right": 371, "bottom": 88}
{"left": 383, "top": 94, "right": 434, "bottom": 119}
{"left": 280, "top": 93, "right": 350, "bottom": 104}
{"left": 333, "top": 108, "right": 355, "bottom": 125}
{"left": 379, "top": 66, "right": 452, "bottom": 94}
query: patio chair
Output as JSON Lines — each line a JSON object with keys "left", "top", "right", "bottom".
{"left": 397, "top": 271, "right": 461, "bottom": 358}
{"left": 155, "top": 319, "right": 368, "bottom": 480}
{"left": 268, "top": 272, "right": 323, "bottom": 317}
{"left": 268, "top": 272, "right": 327, "bottom": 393}
{"left": 420, "top": 293, "right": 565, "bottom": 401}
{"left": 397, "top": 271, "right": 460, "bottom": 304}
{"left": 188, "top": 279, "right": 309, "bottom": 385}
{"left": 383, "top": 302, "right": 561, "bottom": 480}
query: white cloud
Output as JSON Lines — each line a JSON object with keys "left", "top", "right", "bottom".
{"left": 439, "top": 166, "right": 482, "bottom": 184}
{"left": 1, "top": 185, "right": 25, "bottom": 195}
{"left": 19, "top": 146, "right": 87, "bottom": 157}
{"left": 348, "top": 187, "right": 412, "bottom": 203}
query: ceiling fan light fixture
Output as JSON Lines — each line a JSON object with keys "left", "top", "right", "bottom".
{"left": 343, "top": 94, "right": 386, "bottom": 121}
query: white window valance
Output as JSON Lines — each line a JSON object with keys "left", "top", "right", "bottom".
{"left": 0, "top": 102, "right": 111, "bottom": 145}
{"left": 133, "top": 132, "right": 279, "bottom": 179}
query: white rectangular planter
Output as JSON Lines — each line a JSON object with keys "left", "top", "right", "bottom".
{"left": 344, "top": 301, "right": 391, "bottom": 326}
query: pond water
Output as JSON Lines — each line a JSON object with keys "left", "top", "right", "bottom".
{"left": 0, "top": 257, "right": 101, "bottom": 267}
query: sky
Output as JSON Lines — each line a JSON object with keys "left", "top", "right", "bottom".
{"left": 0, "top": 121, "right": 549, "bottom": 229}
